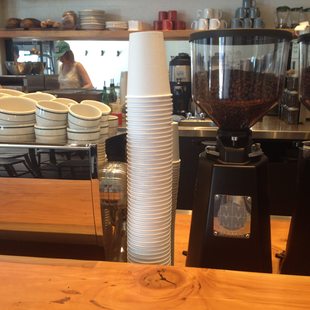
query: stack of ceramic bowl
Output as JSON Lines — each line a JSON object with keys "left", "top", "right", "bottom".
{"left": 0, "top": 95, "right": 36, "bottom": 143}
{"left": 105, "top": 21, "right": 128, "bottom": 31}
{"left": 171, "top": 122, "right": 181, "bottom": 265}
{"left": 108, "top": 115, "right": 119, "bottom": 137}
{"left": 52, "top": 97, "right": 78, "bottom": 108}
{"left": 79, "top": 9, "right": 106, "bottom": 30}
{"left": 126, "top": 31, "right": 173, "bottom": 265}
{"left": 80, "top": 100, "right": 111, "bottom": 169}
{"left": 35, "top": 100, "right": 68, "bottom": 144}
{"left": 0, "top": 89, "right": 24, "bottom": 96}
{"left": 23, "top": 92, "right": 56, "bottom": 101}
{"left": 67, "top": 104, "right": 101, "bottom": 146}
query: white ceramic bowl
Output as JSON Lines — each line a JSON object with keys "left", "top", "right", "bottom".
{"left": 108, "top": 115, "right": 119, "bottom": 127}
{"left": 0, "top": 96, "right": 36, "bottom": 125}
{"left": 0, "top": 123, "right": 34, "bottom": 135}
{"left": 0, "top": 123, "right": 35, "bottom": 143}
{"left": 35, "top": 136, "right": 67, "bottom": 144}
{"left": 100, "top": 125, "right": 109, "bottom": 135}
{"left": 36, "top": 100, "right": 68, "bottom": 127}
{"left": 80, "top": 100, "right": 111, "bottom": 115}
{"left": 23, "top": 92, "right": 56, "bottom": 101}
{"left": 0, "top": 93, "right": 10, "bottom": 98}
{"left": 0, "top": 89, "right": 25, "bottom": 96}
{"left": 68, "top": 104, "right": 101, "bottom": 129}
{"left": 0, "top": 133, "right": 35, "bottom": 143}
{"left": 34, "top": 125, "right": 67, "bottom": 137}
{"left": 67, "top": 127, "right": 101, "bottom": 141}
{"left": 52, "top": 97, "right": 78, "bottom": 107}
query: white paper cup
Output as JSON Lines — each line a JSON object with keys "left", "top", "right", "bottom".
{"left": 127, "top": 31, "right": 171, "bottom": 96}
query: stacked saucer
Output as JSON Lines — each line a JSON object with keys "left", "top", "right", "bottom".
{"left": 105, "top": 21, "right": 128, "bottom": 31}
{"left": 79, "top": 9, "right": 106, "bottom": 30}
{"left": 126, "top": 32, "right": 173, "bottom": 265}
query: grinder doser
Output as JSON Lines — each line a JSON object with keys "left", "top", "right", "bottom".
{"left": 186, "top": 30, "right": 292, "bottom": 272}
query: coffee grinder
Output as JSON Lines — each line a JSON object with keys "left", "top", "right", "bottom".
{"left": 186, "top": 30, "right": 292, "bottom": 273}
{"left": 169, "top": 53, "right": 191, "bottom": 116}
{"left": 280, "top": 33, "right": 310, "bottom": 276}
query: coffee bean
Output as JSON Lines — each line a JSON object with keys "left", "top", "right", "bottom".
{"left": 194, "top": 69, "right": 284, "bottom": 130}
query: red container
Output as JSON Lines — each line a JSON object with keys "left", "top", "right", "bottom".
{"left": 158, "top": 11, "right": 168, "bottom": 21}
{"left": 162, "top": 19, "right": 173, "bottom": 31}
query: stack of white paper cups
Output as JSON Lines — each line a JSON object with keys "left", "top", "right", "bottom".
{"left": 126, "top": 31, "right": 173, "bottom": 265}
{"left": 171, "top": 122, "right": 181, "bottom": 265}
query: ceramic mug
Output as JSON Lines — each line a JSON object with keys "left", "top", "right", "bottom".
{"left": 191, "top": 18, "right": 208, "bottom": 30}
{"left": 128, "top": 20, "right": 143, "bottom": 31}
{"left": 175, "top": 20, "right": 186, "bottom": 30}
{"left": 243, "top": 18, "right": 253, "bottom": 28}
{"left": 243, "top": 0, "right": 256, "bottom": 9}
{"left": 235, "top": 7, "right": 248, "bottom": 19}
{"left": 231, "top": 18, "right": 243, "bottom": 28}
{"left": 219, "top": 19, "right": 228, "bottom": 29}
{"left": 153, "top": 20, "right": 162, "bottom": 30}
{"left": 209, "top": 18, "right": 221, "bottom": 30}
{"left": 249, "top": 7, "right": 260, "bottom": 19}
{"left": 162, "top": 19, "right": 173, "bottom": 31}
{"left": 168, "top": 10, "right": 178, "bottom": 21}
{"left": 158, "top": 11, "right": 168, "bottom": 21}
{"left": 199, "top": 8, "right": 223, "bottom": 19}
{"left": 253, "top": 17, "right": 265, "bottom": 28}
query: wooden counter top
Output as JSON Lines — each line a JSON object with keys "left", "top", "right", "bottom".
{"left": 1, "top": 212, "right": 309, "bottom": 309}
{"left": 1, "top": 254, "right": 310, "bottom": 309}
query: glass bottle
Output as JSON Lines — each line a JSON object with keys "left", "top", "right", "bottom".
{"left": 102, "top": 81, "right": 110, "bottom": 105}
{"left": 109, "top": 79, "right": 118, "bottom": 103}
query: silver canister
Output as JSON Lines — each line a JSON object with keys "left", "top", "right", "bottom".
{"left": 99, "top": 162, "right": 127, "bottom": 262}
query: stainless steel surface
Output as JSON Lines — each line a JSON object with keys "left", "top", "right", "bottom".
{"left": 178, "top": 116, "right": 310, "bottom": 140}
{"left": 0, "top": 74, "right": 45, "bottom": 92}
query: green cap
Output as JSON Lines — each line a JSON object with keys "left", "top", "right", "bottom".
{"left": 54, "top": 41, "right": 70, "bottom": 59}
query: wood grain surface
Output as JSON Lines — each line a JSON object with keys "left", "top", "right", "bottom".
{"left": 0, "top": 213, "right": 305, "bottom": 309}
{"left": 0, "top": 178, "right": 96, "bottom": 235}
{"left": 0, "top": 255, "right": 309, "bottom": 309}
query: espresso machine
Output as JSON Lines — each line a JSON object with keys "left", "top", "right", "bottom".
{"left": 169, "top": 53, "right": 191, "bottom": 116}
{"left": 186, "top": 30, "right": 292, "bottom": 273}
{"left": 280, "top": 33, "right": 310, "bottom": 276}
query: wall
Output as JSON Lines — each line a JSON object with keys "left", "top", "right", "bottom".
{"left": 1, "top": 0, "right": 309, "bottom": 85}
{"left": 1, "top": 0, "right": 310, "bottom": 28}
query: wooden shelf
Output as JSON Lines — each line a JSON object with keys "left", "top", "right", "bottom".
{"left": 0, "top": 28, "right": 294, "bottom": 42}
{"left": 0, "top": 29, "right": 194, "bottom": 41}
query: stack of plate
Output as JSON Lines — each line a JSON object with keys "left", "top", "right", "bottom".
{"left": 105, "top": 21, "right": 128, "bottom": 31}
{"left": 126, "top": 32, "right": 173, "bottom": 265}
{"left": 79, "top": 9, "right": 106, "bottom": 30}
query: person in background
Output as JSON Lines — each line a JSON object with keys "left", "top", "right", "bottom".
{"left": 13, "top": 45, "right": 20, "bottom": 62}
{"left": 54, "top": 41, "right": 93, "bottom": 89}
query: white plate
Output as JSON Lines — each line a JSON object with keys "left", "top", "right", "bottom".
{"left": 80, "top": 25, "right": 105, "bottom": 30}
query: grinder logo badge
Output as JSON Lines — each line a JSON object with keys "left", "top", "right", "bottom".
{"left": 213, "top": 194, "right": 251, "bottom": 238}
